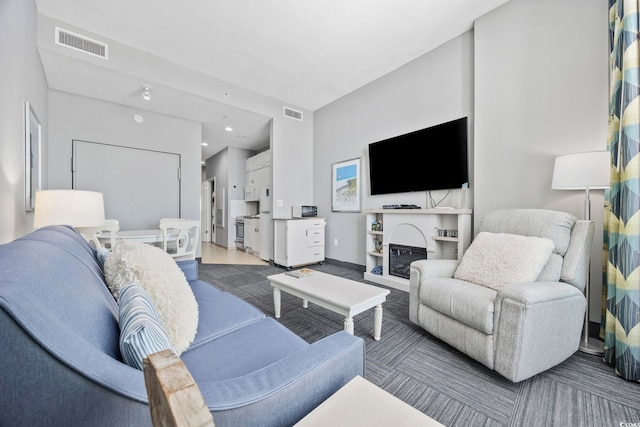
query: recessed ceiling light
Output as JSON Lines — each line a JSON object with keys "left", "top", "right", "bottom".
{"left": 133, "top": 114, "right": 144, "bottom": 123}
{"left": 225, "top": 126, "right": 233, "bottom": 132}
{"left": 201, "top": 142, "right": 208, "bottom": 146}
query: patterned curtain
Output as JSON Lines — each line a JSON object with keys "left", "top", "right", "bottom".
{"left": 602, "top": 0, "right": 640, "bottom": 382}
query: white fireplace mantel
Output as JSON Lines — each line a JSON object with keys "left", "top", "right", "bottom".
{"left": 364, "top": 209, "right": 472, "bottom": 291}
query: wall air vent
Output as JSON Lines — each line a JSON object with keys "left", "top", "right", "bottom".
{"left": 283, "top": 107, "right": 303, "bottom": 121}
{"left": 55, "top": 27, "right": 108, "bottom": 59}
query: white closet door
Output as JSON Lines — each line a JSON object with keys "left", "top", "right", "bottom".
{"left": 72, "top": 140, "right": 180, "bottom": 230}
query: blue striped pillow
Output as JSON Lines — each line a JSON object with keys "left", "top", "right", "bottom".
{"left": 96, "top": 247, "right": 110, "bottom": 270}
{"left": 118, "top": 282, "right": 173, "bottom": 370}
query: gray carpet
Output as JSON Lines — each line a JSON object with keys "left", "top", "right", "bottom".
{"left": 197, "top": 262, "right": 640, "bottom": 427}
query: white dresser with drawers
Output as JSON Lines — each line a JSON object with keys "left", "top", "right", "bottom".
{"left": 273, "top": 218, "right": 326, "bottom": 268}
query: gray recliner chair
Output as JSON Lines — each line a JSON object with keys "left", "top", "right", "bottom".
{"left": 409, "top": 209, "right": 594, "bottom": 382}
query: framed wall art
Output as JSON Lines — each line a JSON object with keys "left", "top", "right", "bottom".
{"left": 25, "top": 101, "right": 42, "bottom": 212}
{"left": 331, "top": 157, "right": 361, "bottom": 212}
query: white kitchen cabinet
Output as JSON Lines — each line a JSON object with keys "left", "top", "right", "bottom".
{"left": 259, "top": 213, "right": 273, "bottom": 261}
{"left": 245, "top": 151, "right": 271, "bottom": 202}
{"left": 246, "top": 149, "right": 271, "bottom": 172}
{"left": 246, "top": 166, "right": 271, "bottom": 188}
{"left": 244, "top": 217, "right": 260, "bottom": 256}
{"left": 273, "top": 218, "right": 325, "bottom": 268}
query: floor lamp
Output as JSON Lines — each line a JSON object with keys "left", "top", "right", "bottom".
{"left": 552, "top": 150, "right": 609, "bottom": 355}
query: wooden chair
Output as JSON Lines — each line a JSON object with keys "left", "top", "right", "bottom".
{"left": 143, "top": 350, "right": 215, "bottom": 427}
{"left": 79, "top": 219, "right": 120, "bottom": 249}
{"left": 160, "top": 219, "right": 200, "bottom": 260}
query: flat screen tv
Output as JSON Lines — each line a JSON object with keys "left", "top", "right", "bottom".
{"left": 368, "top": 117, "right": 468, "bottom": 195}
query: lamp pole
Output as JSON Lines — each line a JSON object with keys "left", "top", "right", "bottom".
{"left": 580, "top": 185, "right": 604, "bottom": 356}
{"left": 551, "top": 150, "right": 609, "bottom": 356}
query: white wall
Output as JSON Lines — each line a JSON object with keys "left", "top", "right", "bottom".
{"left": 37, "top": 12, "right": 316, "bottom": 223}
{"left": 0, "top": 0, "right": 49, "bottom": 243}
{"left": 3, "top": 5, "right": 316, "bottom": 246}
{"left": 474, "top": 0, "right": 608, "bottom": 322}
{"left": 314, "top": 0, "right": 608, "bottom": 323}
{"left": 47, "top": 90, "right": 202, "bottom": 252}
{"left": 314, "top": 31, "right": 475, "bottom": 266}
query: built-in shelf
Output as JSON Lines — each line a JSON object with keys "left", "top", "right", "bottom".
{"left": 364, "top": 208, "right": 472, "bottom": 292}
{"left": 432, "top": 236, "right": 459, "bottom": 242}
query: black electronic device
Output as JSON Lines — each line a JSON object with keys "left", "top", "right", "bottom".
{"left": 368, "top": 117, "right": 468, "bottom": 195}
{"left": 383, "top": 204, "right": 421, "bottom": 209}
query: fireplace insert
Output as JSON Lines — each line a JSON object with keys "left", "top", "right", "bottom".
{"left": 389, "top": 244, "right": 427, "bottom": 279}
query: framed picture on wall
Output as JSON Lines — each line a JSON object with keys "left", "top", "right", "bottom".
{"left": 332, "top": 157, "right": 361, "bottom": 212}
{"left": 25, "top": 101, "right": 42, "bottom": 212}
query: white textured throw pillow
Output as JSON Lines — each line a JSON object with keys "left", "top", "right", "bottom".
{"left": 104, "top": 240, "right": 198, "bottom": 355}
{"left": 453, "top": 232, "right": 554, "bottom": 290}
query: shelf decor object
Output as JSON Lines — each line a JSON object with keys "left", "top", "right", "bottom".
{"left": 551, "top": 150, "right": 610, "bottom": 355}
{"left": 332, "top": 157, "right": 361, "bottom": 212}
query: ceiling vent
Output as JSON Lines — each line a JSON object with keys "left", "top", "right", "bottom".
{"left": 55, "top": 27, "right": 108, "bottom": 59}
{"left": 284, "top": 107, "right": 303, "bottom": 121}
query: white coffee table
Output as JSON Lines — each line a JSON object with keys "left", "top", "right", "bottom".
{"left": 294, "top": 375, "right": 444, "bottom": 426}
{"left": 267, "top": 270, "right": 390, "bottom": 340}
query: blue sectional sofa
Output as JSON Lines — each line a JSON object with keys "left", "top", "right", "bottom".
{"left": 0, "top": 225, "right": 364, "bottom": 426}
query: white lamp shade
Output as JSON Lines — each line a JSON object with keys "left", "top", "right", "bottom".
{"left": 34, "top": 190, "right": 106, "bottom": 228}
{"left": 551, "top": 150, "right": 610, "bottom": 190}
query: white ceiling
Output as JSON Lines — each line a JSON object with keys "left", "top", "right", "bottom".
{"left": 34, "top": 0, "right": 510, "bottom": 161}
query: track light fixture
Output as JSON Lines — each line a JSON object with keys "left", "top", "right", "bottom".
{"left": 142, "top": 85, "right": 151, "bottom": 101}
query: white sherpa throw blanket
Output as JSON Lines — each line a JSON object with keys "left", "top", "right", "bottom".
{"left": 104, "top": 240, "right": 198, "bottom": 355}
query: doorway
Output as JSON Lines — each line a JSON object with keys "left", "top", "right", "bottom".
{"left": 210, "top": 177, "right": 217, "bottom": 245}
{"left": 200, "top": 177, "right": 216, "bottom": 244}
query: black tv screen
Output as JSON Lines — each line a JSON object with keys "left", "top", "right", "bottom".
{"left": 368, "top": 117, "right": 468, "bottom": 195}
